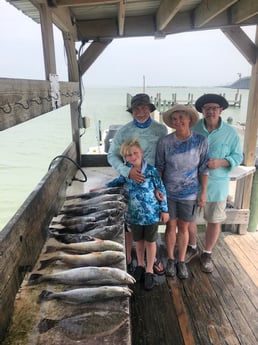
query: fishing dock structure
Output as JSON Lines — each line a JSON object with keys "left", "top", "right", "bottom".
{"left": 150, "top": 92, "right": 242, "bottom": 112}
{"left": 126, "top": 92, "right": 242, "bottom": 114}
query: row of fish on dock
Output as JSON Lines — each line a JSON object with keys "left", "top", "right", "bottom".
{"left": 26, "top": 187, "right": 135, "bottom": 342}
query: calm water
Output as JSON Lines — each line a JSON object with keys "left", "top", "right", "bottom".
{"left": 0, "top": 86, "right": 249, "bottom": 230}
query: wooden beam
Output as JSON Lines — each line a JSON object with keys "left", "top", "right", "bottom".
{"left": 51, "top": 6, "right": 77, "bottom": 40}
{"left": 53, "top": 0, "right": 118, "bottom": 6}
{"left": 156, "top": 0, "right": 184, "bottom": 31}
{"left": 243, "top": 26, "right": 258, "bottom": 166}
{"left": 222, "top": 26, "right": 257, "bottom": 65}
{"left": 194, "top": 0, "right": 237, "bottom": 28}
{"left": 118, "top": 0, "right": 126, "bottom": 36}
{"left": 39, "top": 3, "right": 57, "bottom": 79}
{"left": 63, "top": 32, "right": 79, "bottom": 81}
{"left": 0, "top": 78, "right": 79, "bottom": 131}
{"left": 78, "top": 39, "right": 113, "bottom": 75}
{"left": 231, "top": 0, "right": 258, "bottom": 23}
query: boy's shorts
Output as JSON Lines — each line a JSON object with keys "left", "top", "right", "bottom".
{"left": 167, "top": 198, "right": 197, "bottom": 222}
{"left": 203, "top": 200, "right": 227, "bottom": 223}
{"left": 129, "top": 223, "right": 158, "bottom": 242}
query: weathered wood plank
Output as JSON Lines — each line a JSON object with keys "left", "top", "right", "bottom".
{"left": 0, "top": 143, "right": 77, "bottom": 341}
{"left": 0, "top": 78, "right": 79, "bottom": 130}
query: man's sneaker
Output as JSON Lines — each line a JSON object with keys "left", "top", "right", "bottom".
{"left": 134, "top": 266, "right": 145, "bottom": 282}
{"left": 144, "top": 272, "right": 155, "bottom": 290}
{"left": 200, "top": 252, "right": 214, "bottom": 273}
{"left": 185, "top": 245, "right": 199, "bottom": 263}
{"left": 177, "top": 261, "right": 189, "bottom": 279}
{"left": 166, "top": 259, "right": 177, "bottom": 277}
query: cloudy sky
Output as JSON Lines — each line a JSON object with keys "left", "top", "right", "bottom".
{"left": 0, "top": 0, "right": 256, "bottom": 87}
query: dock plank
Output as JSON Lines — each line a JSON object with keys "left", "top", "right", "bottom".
{"left": 130, "top": 231, "right": 258, "bottom": 345}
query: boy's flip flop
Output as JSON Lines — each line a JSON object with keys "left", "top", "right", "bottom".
{"left": 153, "top": 259, "right": 165, "bottom": 275}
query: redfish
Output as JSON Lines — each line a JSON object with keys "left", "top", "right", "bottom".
{"left": 38, "top": 250, "right": 125, "bottom": 270}
{"left": 38, "top": 286, "right": 133, "bottom": 304}
{"left": 28, "top": 266, "right": 136, "bottom": 285}
{"left": 45, "top": 238, "right": 124, "bottom": 254}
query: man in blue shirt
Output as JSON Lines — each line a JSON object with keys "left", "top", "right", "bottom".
{"left": 187, "top": 94, "right": 243, "bottom": 273}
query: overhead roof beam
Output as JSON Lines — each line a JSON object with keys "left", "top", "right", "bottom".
{"left": 49, "top": 0, "right": 118, "bottom": 6}
{"left": 194, "top": 0, "right": 237, "bottom": 28}
{"left": 222, "top": 26, "right": 257, "bottom": 65}
{"left": 231, "top": 0, "right": 258, "bottom": 23}
{"left": 118, "top": 0, "right": 126, "bottom": 36}
{"left": 78, "top": 39, "right": 113, "bottom": 75}
{"left": 156, "top": 0, "right": 185, "bottom": 31}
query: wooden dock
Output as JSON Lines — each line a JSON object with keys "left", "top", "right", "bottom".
{"left": 150, "top": 92, "right": 242, "bottom": 112}
{"left": 130, "top": 230, "right": 258, "bottom": 345}
{"left": 126, "top": 92, "right": 242, "bottom": 114}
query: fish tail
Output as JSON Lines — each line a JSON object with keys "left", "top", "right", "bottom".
{"left": 37, "top": 290, "right": 53, "bottom": 303}
{"left": 38, "top": 318, "right": 57, "bottom": 333}
{"left": 44, "top": 245, "right": 57, "bottom": 253}
{"left": 28, "top": 273, "right": 42, "bottom": 285}
{"left": 38, "top": 257, "right": 56, "bottom": 270}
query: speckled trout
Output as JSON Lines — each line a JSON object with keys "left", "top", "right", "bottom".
{"left": 38, "top": 250, "right": 125, "bottom": 270}
{"left": 38, "top": 309, "right": 128, "bottom": 340}
{"left": 45, "top": 238, "right": 124, "bottom": 254}
{"left": 28, "top": 266, "right": 136, "bottom": 285}
{"left": 63, "top": 193, "right": 126, "bottom": 208}
{"left": 59, "top": 200, "right": 126, "bottom": 217}
{"left": 49, "top": 215, "right": 124, "bottom": 233}
{"left": 51, "top": 223, "right": 123, "bottom": 243}
{"left": 38, "top": 286, "right": 133, "bottom": 304}
{"left": 56, "top": 208, "right": 125, "bottom": 227}
{"left": 65, "top": 186, "right": 125, "bottom": 200}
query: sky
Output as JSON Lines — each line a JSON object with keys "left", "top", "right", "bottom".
{"left": 0, "top": 0, "right": 256, "bottom": 87}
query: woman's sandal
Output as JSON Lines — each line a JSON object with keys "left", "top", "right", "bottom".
{"left": 153, "top": 259, "right": 165, "bottom": 275}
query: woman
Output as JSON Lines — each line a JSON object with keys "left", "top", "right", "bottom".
{"left": 155, "top": 104, "right": 209, "bottom": 279}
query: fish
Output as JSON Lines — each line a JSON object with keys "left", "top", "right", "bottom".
{"left": 38, "top": 286, "right": 133, "bottom": 304}
{"left": 38, "top": 309, "right": 128, "bottom": 340}
{"left": 58, "top": 200, "right": 126, "bottom": 217}
{"left": 65, "top": 186, "right": 126, "bottom": 200}
{"left": 28, "top": 266, "right": 136, "bottom": 285}
{"left": 38, "top": 250, "right": 125, "bottom": 270}
{"left": 63, "top": 193, "right": 126, "bottom": 208}
{"left": 54, "top": 208, "right": 124, "bottom": 227}
{"left": 51, "top": 224, "right": 123, "bottom": 243}
{"left": 49, "top": 215, "right": 123, "bottom": 233}
{"left": 45, "top": 238, "right": 124, "bottom": 254}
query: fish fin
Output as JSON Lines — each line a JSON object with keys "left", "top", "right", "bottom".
{"left": 38, "top": 318, "right": 57, "bottom": 333}
{"left": 28, "top": 273, "right": 42, "bottom": 285}
{"left": 37, "top": 290, "right": 52, "bottom": 303}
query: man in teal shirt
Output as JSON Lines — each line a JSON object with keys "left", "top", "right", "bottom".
{"left": 187, "top": 94, "right": 243, "bottom": 273}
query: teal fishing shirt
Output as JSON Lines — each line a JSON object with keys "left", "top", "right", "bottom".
{"left": 192, "top": 118, "right": 243, "bottom": 202}
{"left": 105, "top": 160, "right": 168, "bottom": 225}
{"left": 107, "top": 119, "right": 167, "bottom": 177}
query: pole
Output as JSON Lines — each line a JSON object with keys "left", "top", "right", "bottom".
{"left": 248, "top": 166, "right": 258, "bottom": 232}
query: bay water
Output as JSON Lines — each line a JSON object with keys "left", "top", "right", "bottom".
{"left": 0, "top": 86, "right": 249, "bottom": 230}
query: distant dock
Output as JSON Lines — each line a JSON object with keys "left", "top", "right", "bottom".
{"left": 126, "top": 92, "right": 242, "bottom": 113}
